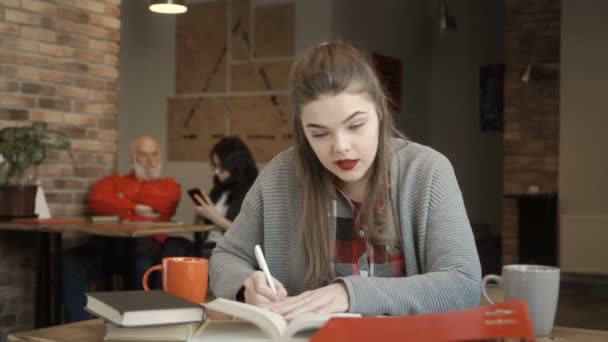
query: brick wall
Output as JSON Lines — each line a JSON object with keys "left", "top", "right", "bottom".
{"left": 502, "top": 0, "right": 560, "bottom": 264}
{"left": 0, "top": 0, "right": 121, "bottom": 338}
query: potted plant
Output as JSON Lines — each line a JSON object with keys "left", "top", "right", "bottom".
{"left": 0, "top": 122, "right": 71, "bottom": 218}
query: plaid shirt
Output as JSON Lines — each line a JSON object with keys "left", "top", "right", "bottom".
{"left": 331, "top": 188, "right": 406, "bottom": 278}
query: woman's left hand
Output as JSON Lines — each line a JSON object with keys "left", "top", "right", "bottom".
{"left": 271, "top": 283, "right": 349, "bottom": 320}
{"left": 193, "top": 194, "right": 220, "bottom": 221}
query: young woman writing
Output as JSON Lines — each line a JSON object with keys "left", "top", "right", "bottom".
{"left": 209, "top": 42, "right": 481, "bottom": 318}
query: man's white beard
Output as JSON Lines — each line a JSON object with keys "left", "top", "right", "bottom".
{"left": 133, "top": 163, "right": 162, "bottom": 181}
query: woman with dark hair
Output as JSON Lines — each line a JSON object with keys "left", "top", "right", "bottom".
{"left": 192, "top": 136, "right": 258, "bottom": 256}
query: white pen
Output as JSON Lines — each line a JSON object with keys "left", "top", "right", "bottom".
{"left": 254, "top": 244, "right": 277, "bottom": 294}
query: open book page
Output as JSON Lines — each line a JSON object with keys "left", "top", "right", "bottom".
{"left": 202, "top": 299, "right": 361, "bottom": 341}
{"left": 204, "top": 298, "right": 287, "bottom": 340}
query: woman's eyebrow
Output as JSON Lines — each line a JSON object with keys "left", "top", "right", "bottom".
{"left": 305, "top": 111, "right": 367, "bottom": 128}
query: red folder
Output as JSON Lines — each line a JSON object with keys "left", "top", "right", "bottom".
{"left": 311, "top": 300, "right": 536, "bottom": 342}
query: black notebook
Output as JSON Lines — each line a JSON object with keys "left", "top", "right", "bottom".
{"left": 85, "top": 290, "right": 204, "bottom": 327}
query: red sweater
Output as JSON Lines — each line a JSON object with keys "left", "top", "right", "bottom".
{"left": 89, "top": 172, "right": 181, "bottom": 243}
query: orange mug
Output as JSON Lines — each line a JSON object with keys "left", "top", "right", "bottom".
{"left": 142, "top": 257, "right": 208, "bottom": 303}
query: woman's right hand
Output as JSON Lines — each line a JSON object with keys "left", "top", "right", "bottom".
{"left": 243, "top": 271, "right": 287, "bottom": 307}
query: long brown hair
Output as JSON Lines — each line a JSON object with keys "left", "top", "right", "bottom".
{"left": 290, "top": 41, "right": 399, "bottom": 288}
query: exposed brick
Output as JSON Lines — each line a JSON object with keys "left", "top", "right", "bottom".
{"left": 57, "top": 7, "right": 89, "bottom": 23}
{"left": 0, "top": 36, "right": 39, "bottom": 53}
{"left": 88, "top": 13, "right": 120, "bottom": 30}
{"left": 45, "top": 192, "right": 73, "bottom": 203}
{"left": 75, "top": 0, "right": 107, "bottom": 14}
{"left": 74, "top": 49, "right": 105, "bottom": 64}
{"left": 58, "top": 60, "right": 89, "bottom": 73}
{"left": 0, "top": 51, "right": 17, "bottom": 63}
{"left": 73, "top": 152, "right": 94, "bottom": 164}
{"left": 104, "top": 4, "right": 121, "bottom": 19}
{"left": 56, "top": 32, "right": 89, "bottom": 48}
{"left": 53, "top": 0, "right": 77, "bottom": 7}
{"left": 75, "top": 166, "right": 115, "bottom": 178}
{"left": 89, "top": 90, "right": 116, "bottom": 103}
{"left": 104, "top": 53, "right": 119, "bottom": 66}
{"left": 0, "top": 95, "right": 36, "bottom": 107}
{"left": 38, "top": 98, "right": 71, "bottom": 111}
{"left": 79, "top": 24, "right": 119, "bottom": 41}
{"left": 71, "top": 139, "right": 112, "bottom": 152}
{"left": 73, "top": 77, "right": 105, "bottom": 90}
{"left": 95, "top": 153, "right": 116, "bottom": 165}
{"left": 56, "top": 86, "right": 90, "bottom": 100}
{"left": 19, "top": 26, "right": 57, "bottom": 42}
{"left": 73, "top": 192, "right": 89, "bottom": 203}
{"left": 0, "top": 108, "right": 28, "bottom": 120}
{"left": 18, "top": 54, "right": 56, "bottom": 69}
{"left": 97, "top": 117, "right": 117, "bottom": 129}
{"left": 37, "top": 164, "right": 75, "bottom": 177}
{"left": 0, "top": 80, "right": 18, "bottom": 91}
{"left": 20, "top": 0, "right": 57, "bottom": 15}
{"left": 503, "top": 0, "right": 560, "bottom": 262}
{"left": 89, "top": 65, "right": 119, "bottom": 79}
{"left": 15, "top": 66, "right": 41, "bottom": 81}
{"left": 0, "top": 65, "right": 18, "bottom": 78}
{"left": 63, "top": 203, "right": 88, "bottom": 216}
{"left": 0, "top": 22, "right": 19, "bottom": 35}
{"left": 89, "top": 39, "right": 119, "bottom": 54}
{"left": 55, "top": 126, "right": 86, "bottom": 139}
{"left": 39, "top": 42, "right": 76, "bottom": 57}
{"left": 29, "top": 110, "right": 64, "bottom": 124}
{"left": 5, "top": 9, "right": 41, "bottom": 26}
{"left": 1, "top": 0, "right": 20, "bottom": 8}
{"left": 105, "top": 80, "right": 118, "bottom": 92}
{"left": 21, "top": 83, "right": 56, "bottom": 96}
{"left": 86, "top": 128, "right": 117, "bottom": 141}
{"left": 63, "top": 113, "right": 97, "bottom": 126}
{"left": 74, "top": 102, "right": 117, "bottom": 116}
{"left": 41, "top": 179, "right": 86, "bottom": 190}
{"left": 45, "top": 150, "right": 73, "bottom": 164}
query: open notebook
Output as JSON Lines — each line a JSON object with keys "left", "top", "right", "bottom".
{"left": 194, "top": 298, "right": 360, "bottom": 342}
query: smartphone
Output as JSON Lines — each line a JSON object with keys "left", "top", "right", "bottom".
{"left": 187, "top": 188, "right": 209, "bottom": 205}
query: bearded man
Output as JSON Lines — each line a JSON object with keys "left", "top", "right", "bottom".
{"left": 62, "top": 136, "right": 184, "bottom": 322}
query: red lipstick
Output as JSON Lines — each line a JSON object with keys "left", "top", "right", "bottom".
{"left": 335, "top": 159, "right": 358, "bottom": 171}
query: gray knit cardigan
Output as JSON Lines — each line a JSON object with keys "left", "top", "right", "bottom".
{"left": 209, "top": 139, "right": 481, "bottom": 316}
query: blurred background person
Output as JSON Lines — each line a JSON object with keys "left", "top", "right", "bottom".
{"left": 192, "top": 136, "right": 258, "bottom": 258}
{"left": 62, "top": 136, "right": 184, "bottom": 322}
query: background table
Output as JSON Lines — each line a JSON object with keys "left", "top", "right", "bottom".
{"left": 0, "top": 219, "right": 213, "bottom": 327}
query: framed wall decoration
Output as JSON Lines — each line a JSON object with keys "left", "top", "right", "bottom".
{"left": 480, "top": 64, "right": 505, "bottom": 131}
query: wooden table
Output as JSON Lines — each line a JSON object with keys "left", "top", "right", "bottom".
{"left": 8, "top": 318, "right": 608, "bottom": 342}
{"left": 0, "top": 220, "right": 213, "bottom": 327}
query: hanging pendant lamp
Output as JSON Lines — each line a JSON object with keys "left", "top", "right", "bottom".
{"left": 149, "top": 0, "right": 188, "bottom": 14}
{"left": 439, "top": 0, "right": 458, "bottom": 34}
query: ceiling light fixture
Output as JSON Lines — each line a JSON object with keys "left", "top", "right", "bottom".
{"left": 439, "top": 0, "right": 458, "bottom": 34}
{"left": 149, "top": 0, "right": 188, "bottom": 14}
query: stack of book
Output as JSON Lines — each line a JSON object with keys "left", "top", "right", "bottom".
{"left": 85, "top": 290, "right": 205, "bottom": 341}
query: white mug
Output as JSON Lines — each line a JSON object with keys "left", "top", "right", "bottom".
{"left": 482, "top": 264, "right": 560, "bottom": 337}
